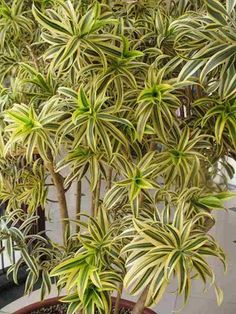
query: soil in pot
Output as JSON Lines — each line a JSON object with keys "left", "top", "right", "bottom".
{"left": 30, "top": 303, "right": 132, "bottom": 314}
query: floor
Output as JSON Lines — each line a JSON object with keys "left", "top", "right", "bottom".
{"left": 1, "top": 177, "right": 236, "bottom": 313}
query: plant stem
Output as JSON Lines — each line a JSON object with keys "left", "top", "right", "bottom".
{"left": 196, "top": 76, "right": 203, "bottom": 99}
{"left": 204, "top": 216, "right": 215, "bottom": 232}
{"left": 149, "top": 134, "right": 156, "bottom": 152}
{"left": 93, "top": 176, "right": 101, "bottom": 217}
{"left": 91, "top": 191, "right": 94, "bottom": 217}
{"left": 45, "top": 157, "right": 70, "bottom": 241}
{"left": 26, "top": 44, "right": 39, "bottom": 71}
{"left": 114, "top": 283, "right": 123, "bottom": 314}
{"left": 180, "top": 105, "right": 185, "bottom": 119}
{"left": 76, "top": 180, "right": 82, "bottom": 233}
{"left": 108, "top": 166, "right": 113, "bottom": 189}
{"left": 186, "top": 86, "right": 192, "bottom": 117}
{"left": 91, "top": 177, "right": 101, "bottom": 217}
{"left": 131, "top": 287, "right": 149, "bottom": 314}
{"left": 150, "top": 140, "right": 156, "bottom": 152}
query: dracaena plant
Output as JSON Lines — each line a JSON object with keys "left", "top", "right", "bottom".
{"left": 50, "top": 208, "right": 124, "bottom": 314}
{"left": 122, "top": 210, "right": 226, "bottom": 307}
{"left": 0, "top": 1, "right": 236, "bottom": 314}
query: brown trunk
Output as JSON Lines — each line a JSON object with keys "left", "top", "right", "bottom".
{"left": 45, "top": 159, "right": 70, "bottom": 241}
{"left": 76, "top": 180, "right": 82, "bottom": 233}
{"left": 131, "top": 287, "right": 149, "bottom": 314}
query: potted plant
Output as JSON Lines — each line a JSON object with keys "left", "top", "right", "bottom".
{"left": 0, "top": 0, "right": 236, "bottom": 313}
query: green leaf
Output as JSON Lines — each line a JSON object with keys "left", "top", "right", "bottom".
{"left": 90, "top": 270, "right": 102, "bottom": 289}
{"left": 21, "top": 249, "right": 39, "bottom": 278}
{"left": 50, "top": 255, "right": 88, "bottom": 276}
{"left": 214, "top": 284, "right": 224, "bottom": 305}
{"left": 178, "top": 60, "right": 205, "bottom": 81}
{"left": 197, "top": 196, "right": 224, "bottom": 209}
{"left": 200, "top": 45, "right": 236, "bottom": 81}
{"left": 205, "top": 0, "right": 229, "bottom": 25}
{"left": 86, "top": 118, "right": 97, "bottom": 152}
{"left": 32, "top": 5, "right": 72, "bottom": 36}
{"left": 79, "top": 6, "right": 96, "bottom": 35}
{"left": 79, "top": 87, "right": 90, "bottom": 108}
{"left": 54, "top": 36, "right": 79, "bottom": 67}
{"left": 67, "top": 301, "right": 81, "bottom": 314}
{"left": 226, "top": 0, "right": 236, "bottom": 13}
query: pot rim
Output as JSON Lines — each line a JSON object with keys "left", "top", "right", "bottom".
{"left": 13, "top": 296, "right": 156, "bottom": 314}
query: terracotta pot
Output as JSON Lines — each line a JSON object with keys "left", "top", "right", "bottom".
{"left": 14, "top": 296, "right": 156, "bottom": 314}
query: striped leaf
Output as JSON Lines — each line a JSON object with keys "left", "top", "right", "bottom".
{"left": 200, "top": 45, "right": 236, "bottom": 82}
